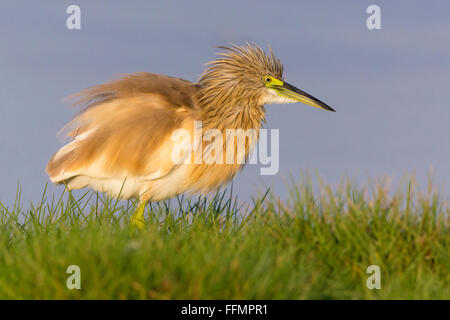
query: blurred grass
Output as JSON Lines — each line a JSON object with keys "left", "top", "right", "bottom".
{"left": 0, "top": 174, "right": 448, "bottom": 299}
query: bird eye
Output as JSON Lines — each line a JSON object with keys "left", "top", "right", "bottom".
{"left": 264, "top": 77, "right": 271, "bottom": 83}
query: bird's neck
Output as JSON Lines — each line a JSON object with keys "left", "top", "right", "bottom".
{"left": 200, "top": 102, "right": 266, "bottom": 131}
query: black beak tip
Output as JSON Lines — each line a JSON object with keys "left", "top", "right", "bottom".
{"left": 282, "top": 81, "right": 336, "bottom": 112}
{"left": 323, "top": 104, "right": 336, "bottom": 112}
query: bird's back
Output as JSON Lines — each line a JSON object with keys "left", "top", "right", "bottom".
{"left": 46, "top": 72, "right": 202, "bottom": 199}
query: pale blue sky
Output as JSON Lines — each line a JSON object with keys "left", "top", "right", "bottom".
{"left": 1, "top": 1, "right": 450, "bottom": 205}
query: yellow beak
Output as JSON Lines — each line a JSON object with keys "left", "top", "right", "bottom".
{"left": 270, "top": 80, "right": 335, "bottom": 112}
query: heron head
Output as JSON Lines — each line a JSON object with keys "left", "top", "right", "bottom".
{"left": 199, "top": 43, "right": 335, "bottom": 112}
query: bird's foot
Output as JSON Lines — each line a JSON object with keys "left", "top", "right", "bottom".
{"left": 130, "top": 201, "right": 147, "bottom": 230}
{"left": 130, "top": 216, "right": 145, "bottom": 229}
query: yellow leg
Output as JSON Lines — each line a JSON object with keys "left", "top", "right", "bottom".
{"left": 131, "top": 201, "right": 147, "bottom": 229}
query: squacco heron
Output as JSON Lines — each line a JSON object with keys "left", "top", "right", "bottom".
{"left": 46, "top": 43, "right": 334, "bottom": 228}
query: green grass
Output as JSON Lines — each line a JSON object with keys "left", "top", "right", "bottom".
{"left": 0, "top": 175, "right": 448, "bottom": 299}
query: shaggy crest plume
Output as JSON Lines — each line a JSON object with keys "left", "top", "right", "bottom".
{"left": 198, "top": 43, "right": 284, "bottom": 109}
